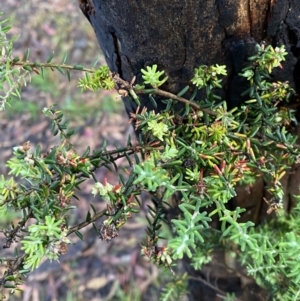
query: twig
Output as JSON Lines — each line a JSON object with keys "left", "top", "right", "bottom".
{"left": 0, "top": 254, "right": 27, "bottom": 287}
{"left": 188, "top": 275, "right": 242, "bottom": 301}
{"left": 135, "top": 87, "right": 217, "bottom": 116}
{"left": 67, "top": 209, "right": 107, "bottom": 235}
{"left": 10, "top": 60, "right": 95, "bottom": 73}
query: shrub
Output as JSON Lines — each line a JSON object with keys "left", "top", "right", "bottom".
{"left": 1, "top": 12, "right": 300, "bottom": 301}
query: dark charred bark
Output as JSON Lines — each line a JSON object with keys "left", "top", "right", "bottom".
{"left": 79, "top": 1, "right": 300, "bottom": 300}
{"left": 81, "top": 0, "right": 299, "bottom": 110}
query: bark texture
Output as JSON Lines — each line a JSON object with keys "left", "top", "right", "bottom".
{"left": 79, "top": 0, "right": 300, "bottom": 300}
{"left": 83, "top": 0, "right": 299, "bottom": 110}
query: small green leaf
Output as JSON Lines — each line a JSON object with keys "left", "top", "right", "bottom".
{"left": 47, "top": 51, "right": 54, "bottom": 63}
{"left": 57, "top": 66, "right": 65, "bottom": 75}
{"left": 23, "top": 65, "right": 32, "bottom": 71}
{"left": 62, "top": 52, "right": 68, "bottom": 64}
{"left": 75, "top": 230, "right": 83, "bottom": 240}
{"left": 66, "top": 70, "right": 71, "bottom": 81}
{"left": 73, "top": 64, "right": 84, "bottom": 70}
{"left": 25, "top": 48, "right": 30, "bottom": 60}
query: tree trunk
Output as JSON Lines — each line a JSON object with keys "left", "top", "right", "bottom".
{"left": 79, "top": 0, "right": 300, "bottom": 300}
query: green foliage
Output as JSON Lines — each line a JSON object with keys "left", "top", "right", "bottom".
{"left": 124, "top": 42, "right": 300, "bottom": 300}
{"left": 0, "top": 13, "right": 30, "bottom": 110}
{"left": 1, "top": 11, "right": 300, "bottom": 301}
{"left": 134, "top": 159, "right": 171, "bottom": 192}
{"left": 78, "top": 65, "right": 114, "bottom": 91}
{"left": 146, "top": 119, "right": 169, "bottom": 141}
{"left": 159, "top": 274, "right": 187, "bottom": 301}
{"left": 191, "top": 64, "right": 227, "bottom": 89}
{"left": 169, "top": 200, "right": 211, "bottom": 259}
{"left": 238, "top": 198, "right": 300, "bottom": 300}
{"left": 141, "top": 64, "right": 168, "bottom": 87}
{"left": 21, "top": 216, "right": 70, "bottom": 270}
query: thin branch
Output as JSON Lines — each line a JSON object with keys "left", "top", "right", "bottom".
{"left": 3, "top": 210, "right": 32, "bottom": 249}
{"left": 67, "top": 209, "right": 107, "bottom": 235}
{"left": 0, "top": 254, "right": 26, "bottom": 288}
{"left": 189, "top": 275, "right": 242, "bottom": 301}
{"left": 135, "top": 87, "right": 217, "bottom": 116}
{"left": 112, "top": 73, "right": 217, "bottom": 116}
{"left": 10, "top": 60, "right": 95, "bottom": 73}
{"left": 211, "top": 259, "right": 253, "bottom": 282}
{"left": 88, "top": 145, "right": 142, "bottom": 158}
